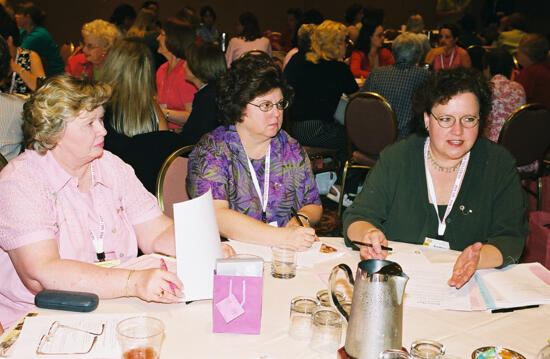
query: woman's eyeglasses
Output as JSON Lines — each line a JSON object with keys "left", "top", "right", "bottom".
{"left": 430, "top": 113, "right": 479, "bottom": 128}
{"left": 248, "top": 99, "right": 289, "bottom": 112}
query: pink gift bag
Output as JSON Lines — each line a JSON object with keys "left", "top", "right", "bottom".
{"left": 212, "top": 274, "right": 263, "bottom": 334}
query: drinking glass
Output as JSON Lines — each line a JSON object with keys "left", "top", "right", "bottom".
{"left": 410, "top": 340, "right": 445, "bottom": 359}
{"left": 116, "top": 316, "right": 164, "bottom": 359}
{"left": 271, "top": 246, "right": 297, "bottom": 279}
{"left": 309, "top": 306, "right": 343, "bottom": 353}
{"left": 289, "top": 296, "right": 318, "bottom": 340}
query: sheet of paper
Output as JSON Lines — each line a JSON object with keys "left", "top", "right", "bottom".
{"left": 12, "top": 313, "right": 141, "bottom": 358}
{"left": 227, "top": 240, "right": 344, "bottom": 268}
{"left": 174, "top": 190, "right": 222, "bottom": 301}
{"left": 481, "top": 262, "right": 550, "bottom": 307}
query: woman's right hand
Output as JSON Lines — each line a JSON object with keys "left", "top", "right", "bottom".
{"left": 357, "top": 228, "right": 389, "bottom": 260}
{"left": 281, "top": 226, "right": 317, "bottom": 251}
{"left": 129, "top": 269, "right": 184, "bottom": 303}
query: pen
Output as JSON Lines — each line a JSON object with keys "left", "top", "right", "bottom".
{"left": 291, "top": 207, "right": 304, "bottom": 227}
{"left": 491, "top": 304, "right": 539, "bottom": 313}
{"left": 160, "top": 258, "right": 176, "bottom": 296}
{"left": 352, "top": 240, "right": 393, "bottom": 252}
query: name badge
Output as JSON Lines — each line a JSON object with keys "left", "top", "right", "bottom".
{"left": 423, "top": 237, "right": 450, "bottom": 250}
{"left": 94, "top": 251, "right": 121, "bottom": 268}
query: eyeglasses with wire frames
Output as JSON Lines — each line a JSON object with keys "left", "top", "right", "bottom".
{"left": 430, "top": 113, "right": 480, "bottom": 128}
{"left": 36, "top": 321, "right": 105, "bottom": 355}
{"left": 248, "top": 99, "right": 289, "bottom": 112}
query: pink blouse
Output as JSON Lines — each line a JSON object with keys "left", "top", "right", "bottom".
{"left": 432, "top": 46, "right": 465, "bottom": 71}
{"left": 0, "top": 150, "right": 161, "bottom": 328}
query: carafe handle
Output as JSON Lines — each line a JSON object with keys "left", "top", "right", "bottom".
{"left": 329, "top": 263, "right": 354, "bottom": 322}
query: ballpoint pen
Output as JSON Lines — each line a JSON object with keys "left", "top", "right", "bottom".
{"left": 160, "top": 258, "right": 176, "bottom": 296}
{"left": 352, "top": 240, "right": 393, "bottom": 252}
{"left": 290, "top": 207, "right": 304, "bottom": 227}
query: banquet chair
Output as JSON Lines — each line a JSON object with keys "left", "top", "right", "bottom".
{"left": 466, "top": 45, "right": 486, "bottom": 71}
{"left": 0, "top": 152, "right": 7, "bottom": 171}
{"left": 155, "top": 145, "right": 194, "bottom": 218}
{"left": 338, "top": 92, "right": 398, "bottom": 216}
{"left": 498, "top": 103, "right": 550, "bottom": 210}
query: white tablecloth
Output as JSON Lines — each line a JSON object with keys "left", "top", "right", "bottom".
{"left": 4, "top": 238, "right": 548, "bottom": 358}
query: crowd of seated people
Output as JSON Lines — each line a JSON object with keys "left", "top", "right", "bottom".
{"left": 0, "top": 1, "right": 540, "bottom": 332}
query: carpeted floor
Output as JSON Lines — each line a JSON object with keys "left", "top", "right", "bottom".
{"left": 315, "top": 196, "right": 344, "bottom": 237}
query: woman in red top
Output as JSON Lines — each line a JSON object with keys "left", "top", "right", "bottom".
{"left": 156, "top": 19, "right": 197, "bottom": 132}
{"left": 349, "top": 20, "right": 393, "bottom": 78}
{"left": 425, "top": 24, "right": 471, "bottom": 71}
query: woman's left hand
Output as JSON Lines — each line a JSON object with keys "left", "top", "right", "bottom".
{"left": 448, "top": 242, "right": 482, "bottom": 289}
{"left": 221, "top": 243, "right": 236, "bottom": 258}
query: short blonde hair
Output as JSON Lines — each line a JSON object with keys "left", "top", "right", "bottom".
{"left": 82, "top": 19, "right": 120, "bottom": 49}
{"left": 23, "top": 75, "right": 112, "bottom": 153}
{"left": 306, "top": 20, "right": 347, "bottom": 64}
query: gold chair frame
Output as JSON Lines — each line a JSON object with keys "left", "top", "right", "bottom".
{"left": 155, "top": 145, "right": 195, "bottom": 213}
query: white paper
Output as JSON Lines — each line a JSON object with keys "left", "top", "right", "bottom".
{"left": 227, "top": 240, "right": 344, "bottom": 268}
{"left": 12, "top": 313, "right": 141, "bottom": 358}
{"left": 480, "top": 262, "right": 550, "bottom": 307}
{"left": 174, "top": 190, "right": 222, "bottom": 301}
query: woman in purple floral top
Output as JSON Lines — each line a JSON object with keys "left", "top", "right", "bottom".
{"left": 187, "top": 52, "right": 322, "bottom": 250}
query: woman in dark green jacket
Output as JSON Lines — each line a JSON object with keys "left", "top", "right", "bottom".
{"left": 344, "top": 68, "right": 528, "bottom": 289}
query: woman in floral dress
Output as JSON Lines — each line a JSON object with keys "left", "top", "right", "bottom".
{"left": 187, "top": 52, "right": 322, "bottom": 250}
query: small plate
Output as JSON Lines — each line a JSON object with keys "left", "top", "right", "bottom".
{"left": 472, "top": 346, "right": 526, "bottom": 359}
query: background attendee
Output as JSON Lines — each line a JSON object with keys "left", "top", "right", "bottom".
{"left": 0, "top": 35, "right": 24, "bottom": 161}
{"left": 496, "top": 12, "right": 526, "bottom": 54}
{"left": 425, "top": 23, "right": 471, "bottom": 70}
{"left": 516, "top": 33, "right": 550, "bottom": 108}
{"left": 125, "top": 8, "right": 157, "bottom": 38}
{"left": 436, "top": 0, "right": 470, "bottom": 25}
{"left": 405, "top": 14, "right": 431, "bottom": 63}
{"left": 283, "top": 24, "right": 316, "bottom": 85}
{"left": 457, "top": 14, "right": 483, "bottom": 48}
{"left": 482, "top": 47, "right": 525, "bottom": 142}
{"left": 156, "top": 19, "right": 197, "bottom": 132}
{"left": 65, "top": 19, "right": 119, "bottom": 81}
{"left": 175, "top": 6, "right": 201, "bottom": 33}
{"left": 187, "top": 52, "right": 321, "bottom": 249}
{"left": 99, "top": 39, "right": 180, "bottom": 194}
{"left": 109, "top": 3, "right": 136, "bottom": 36}
{"left": 180, "top": 41, "right": 226, "bottom": 146}
{"left": 225, "top": 12, "right": 271, "bottom": 68}
{"left": 349, "top": 19, "right": 393, "bottom": 78}
{"left": 276, "top": 8, "right": 302, "bottom": 52}
{"left": 344, "top": 3, "right": 364, "bottom": 43}
{"left": 361, "top": 32, "right": 429, "bottom": 138}
{"left": 290, "top": 20, "right": 358, "bottom": 158}
{"left": 198, "top": 5, "right": 219, "bottom": 44}
{"left": 345, "top": 68, "right": 528, "bottom": 290}
{"left": 0, "top": 5, "right": 44, "bottom": 95}
{"left": 15, "top": 2, "right": 63, "bottom": 76}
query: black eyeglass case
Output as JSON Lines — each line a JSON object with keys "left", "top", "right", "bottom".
{"left": 35, "top": 290, "right": 99, "bottom": 312}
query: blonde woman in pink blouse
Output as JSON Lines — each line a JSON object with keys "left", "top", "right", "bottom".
{"left": 0, "top": 75, "right": 233, "bottom": 329}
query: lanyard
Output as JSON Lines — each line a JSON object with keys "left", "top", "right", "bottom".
{"left": 87, "top": 163, "right": 106, "bottom": 261}
{"left": 9, "top": 50, "right": 20, "bottom": 94}
{"left": 439, "top": 46, "right": 456, "bottom": 69}
{"left": 424, "top": 138, "right": 469, "bottom": 236}
{"left": 246, "top": 144, "right": 271, "bottom": 223}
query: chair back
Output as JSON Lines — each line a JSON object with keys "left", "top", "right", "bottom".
{"left": 155, "top": 145, "right": 194, "bottom": 218}
{"left": 0, "top": 152, "right": 7, "bottom": 171}
{"left": 498, "top": 103, "right": 550, "bottom": 168}
{"left": 466, "top": 45, "right": 486, "bottom": 71}
{"left": 344, "top": 92, "right": 398, "bottom": 156}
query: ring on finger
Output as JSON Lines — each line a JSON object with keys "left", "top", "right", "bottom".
{"left": 158, "top": 289, "right": 165, "bottom": 298}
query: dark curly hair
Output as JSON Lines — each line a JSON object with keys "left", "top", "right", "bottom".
{"left": 216, "top": 52, "right": 294, "bottom": 127}
{"left": 413, "top": 68, "right": 493, "bottom": 137}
